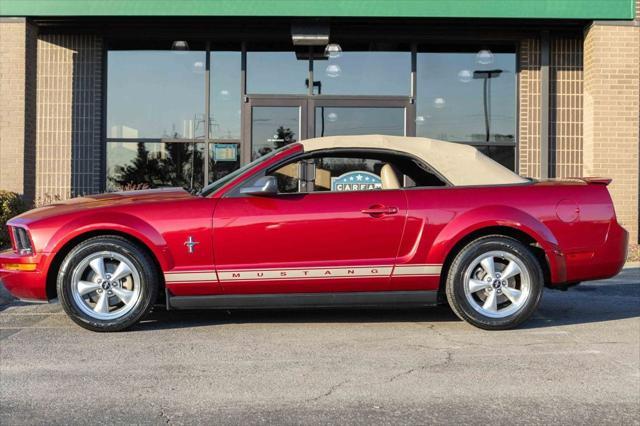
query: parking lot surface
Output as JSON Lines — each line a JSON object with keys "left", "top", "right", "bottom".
{"left": 1, "top": 267, "right": 639, "bottom": 425}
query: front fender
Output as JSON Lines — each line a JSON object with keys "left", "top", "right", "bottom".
{"left": 427, "top": 205, "right": 564, "bottom": 283}
{"left": 44, "top": 212, "right": 173, "bottom": 271}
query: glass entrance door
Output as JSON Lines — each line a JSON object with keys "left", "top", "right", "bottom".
{"left": 243, "top": 98, "right": 307, "bottom": 161}
{"left": 244, "top": 97, "right": 411, "bottom": 160}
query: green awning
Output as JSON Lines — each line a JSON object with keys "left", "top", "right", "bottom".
{"left": 0, "top": 0, "right": 635, "bottom": 20}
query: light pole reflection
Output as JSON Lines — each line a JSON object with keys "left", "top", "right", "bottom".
{"left": 473, "top": 69, "right": 503, "bottom": 142}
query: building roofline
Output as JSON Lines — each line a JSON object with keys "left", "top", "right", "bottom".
{"left": 0, "top": 0, "right": 636, "bottom": 21}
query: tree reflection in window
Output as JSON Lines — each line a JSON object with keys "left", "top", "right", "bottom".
{"left": 108, "top": 142, "right": 204, "bottom": 192}
{"left": 255, "top": 126, "right": 296, "bottom": 158}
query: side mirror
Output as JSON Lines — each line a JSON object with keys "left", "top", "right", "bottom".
{"left": 240, "top": 176, "right": 278, "bottom": 196}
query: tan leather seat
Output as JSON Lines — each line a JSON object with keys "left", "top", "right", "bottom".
{"left": 380, "top": 163, "right": 401, "bottom": 189}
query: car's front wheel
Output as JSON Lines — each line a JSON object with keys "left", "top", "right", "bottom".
{"left": 445, "top": 235, "right": 543, "bottom": 330}
{"left": 57, "top": 236, "right": 158, "bottom": 332}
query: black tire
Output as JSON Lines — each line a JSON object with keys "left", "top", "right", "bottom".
{"left": 445, "top": 235, "right": 543, "bottom": 330}
{"left": 57, "top": 236, "right": 159, "bottom": 332}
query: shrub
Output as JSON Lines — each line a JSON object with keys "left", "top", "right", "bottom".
{"left": 0, "top": 191, "right": 28, "bottom": 249}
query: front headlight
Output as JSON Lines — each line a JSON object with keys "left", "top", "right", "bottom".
{"left": 11, "top": 226, "right": 34, "bottom": 255}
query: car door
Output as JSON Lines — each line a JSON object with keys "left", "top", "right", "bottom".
{"left": 212, "top": 155, "right": 408, "bottom": 294}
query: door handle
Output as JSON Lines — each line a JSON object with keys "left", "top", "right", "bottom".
{"left": 361, "top": 205, "right": 399, "bottom": 217}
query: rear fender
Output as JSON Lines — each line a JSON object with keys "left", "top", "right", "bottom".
{"left": 428, "top": 205, "right": 564, "bottom": 283}
{"left": 44, "top": 212, "right": 173, "bottom": 271}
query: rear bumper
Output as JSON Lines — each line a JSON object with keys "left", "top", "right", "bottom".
{"left": 555, "top": 221, "right": 628, "bottom": 285}
{"left": 0, "top": 250, "right": 49, "bottom": 301}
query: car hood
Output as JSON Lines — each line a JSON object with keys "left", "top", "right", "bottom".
{"left": 13, "top": 188, "right": 194, "bottom": 224}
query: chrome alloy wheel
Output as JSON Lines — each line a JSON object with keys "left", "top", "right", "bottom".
{"left": 462, "top": 250, "right": 531, "bottom": 319}
{"left": 70, "top": 251, "right": 142, "bottom": 321}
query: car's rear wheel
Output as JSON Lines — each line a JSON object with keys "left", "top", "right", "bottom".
{"left": 445, "top": 235, "right": 543, "bottom": 330}
{"left": 57, "top": 236, "right": 158, "bottom": 332}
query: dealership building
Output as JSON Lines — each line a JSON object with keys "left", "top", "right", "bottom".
{"left": 0, "top": 0, "right": 638, "bottom": 249}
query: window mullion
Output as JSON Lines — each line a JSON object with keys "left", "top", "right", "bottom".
{"left": 204, "top": 42, "right": 211, "bottom": 187}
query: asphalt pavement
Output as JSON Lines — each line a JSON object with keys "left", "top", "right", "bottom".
{"left": 1, "top": 267, "right": 639, "bottom": 425}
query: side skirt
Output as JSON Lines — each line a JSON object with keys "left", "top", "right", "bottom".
{"left": 167, "top": 291, "right": 438, "bottom": 310}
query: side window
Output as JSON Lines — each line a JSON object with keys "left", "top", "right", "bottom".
{"left": 272, "top": 161, "right": 301, "bottom": 193}
{"left": 313, "top": 157, "right": 385, "bottom": 192}
{"left": 268, "top": 151, "right": 447, "bottom": 194}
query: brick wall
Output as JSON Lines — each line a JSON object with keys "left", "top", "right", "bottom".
{"left": 35, "top": 34, "right": 103, "bottom": 200}
{"left": 584, "top": 23, "right": 640, "bottom": 246}
{"left": 518, "top": 38, "right": 541, "bottom": 178}
{"left": 550, "top": 37, "right": 584, "bottom": 178}
{"left": 520, "top": 36, "right": 585, "bottom": 180}
{"left": 0, "top": 19, "right": 36, "bottom": 201}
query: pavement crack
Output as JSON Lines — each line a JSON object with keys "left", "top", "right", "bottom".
{"left": 387, "top": 367, "right": 418, "bottom": 382}
{"left": 150, "top": 403, "right": 171, "bottom": 424}
{"left": 413, "top": 322, "right": 488, "bottom": 348}
{"left": 305, "top": 380, "right": 349, "bottom": 403}
{"left": 387, "top": 350, "right": 453, "bottom": 383}
{"left": 158, "top": 408, "right": 171, "bottom": 424}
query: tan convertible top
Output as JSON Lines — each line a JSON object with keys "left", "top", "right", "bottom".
{"left": 300, "top": 134, "right": 527, "bottom": 186}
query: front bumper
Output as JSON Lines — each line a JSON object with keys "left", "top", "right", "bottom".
{"left": 0, "top": 249, "right": 49, "bottom": 301}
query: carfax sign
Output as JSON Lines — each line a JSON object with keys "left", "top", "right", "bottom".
{"left": 331, "top": 171, "right": 382, "bottom": 191}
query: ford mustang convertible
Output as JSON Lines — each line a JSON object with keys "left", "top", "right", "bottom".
{"left": 0, "top": 135, "right": 628, "bottom": 331}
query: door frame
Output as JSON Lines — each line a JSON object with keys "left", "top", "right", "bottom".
{"left": 242, "top": 95, "right": 414, "bottom": 164}
{"left": 307, "top": 96, "right": 413, "bottom": 139}
{"left": 241, "top": 96, "right": 308, "bottom": 163}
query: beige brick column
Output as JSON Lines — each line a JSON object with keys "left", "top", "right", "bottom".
{"left": 520, "top": 36, "right": 586, "bottom": 180}
{"left": 0, "top": 18, "right": 37, "bottom": 202}
{"left": 550, "top": 37, "right": 584, "bottom": 178}
{"left": 518, "top": 38, "right": 541, "bottom": 178}
{"left": 35, "top": 34, "right": 103, "bottom": 200}
{"left": 583, "top": 22, "right": 640, "bottom": 248}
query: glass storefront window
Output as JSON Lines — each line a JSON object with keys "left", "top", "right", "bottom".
{"left": 416, "top": 47, "right": 517, "bottom": 144}
{"left": 314, "top": 107, "right": 405, "bottom": 137}
{"left": 247, "top": 51, "right": 309, "bottom": 94}
{"left": 107, "top": 142, "right": 204, "bottom": 191}
{"left": 476, "top": 145, "right": 515, "bottom": 170}
{"left": 107, "top": 50, "right": 206, "bottom": 139}
{"left": 107, "top": 46, "right": 243, "bottom": 191}
{"left": 210, "top": 51, "right": 241, "bottom": 140}
{"left": 315, "top": 47, "right": 411, "bottom": 96}
{"left": 105, "top": 42, "right": 519, "bottom": 190}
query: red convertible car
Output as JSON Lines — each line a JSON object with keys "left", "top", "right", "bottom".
{"left": 0, "top": 135, "right": 628, "bottom": 331}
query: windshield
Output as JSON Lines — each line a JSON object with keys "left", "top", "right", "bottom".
{"left": 199, "top": 146, "right": 289, "bottom": 197}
